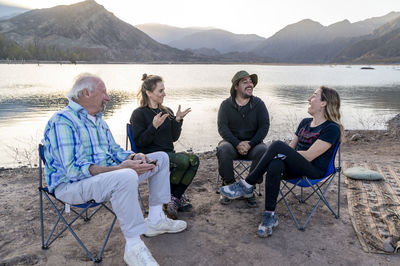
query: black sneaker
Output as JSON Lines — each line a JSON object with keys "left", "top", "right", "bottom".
{"left": 178, "top": 194, "right": 193, "bottom": 212}
{"left": 246, "top": 193, "right": 258, "bottom": 208}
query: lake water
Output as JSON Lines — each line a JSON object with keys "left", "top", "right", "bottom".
{"left": 1, "top": 64, "right": 399, "bottom": 167}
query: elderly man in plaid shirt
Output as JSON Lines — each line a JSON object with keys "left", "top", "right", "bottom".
{"left": 42, "top": 73, "right": 186, "bottom": 266}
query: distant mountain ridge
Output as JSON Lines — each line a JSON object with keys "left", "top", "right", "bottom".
{"left": 251, "top": 12, "right": 400, "bottom": 62}
{"left": 0, "top": 0, "right": 399, "bottom": 63}
{"left": 136, "top": 12, "right": 400, "bottom": 63}
{"left": 333, "top": 16, "right": 400, "bottom": 63}
{"left": 135, "top": 23, "right": 214, "bottom": 44}
{"left": 168, "top": 29, "right": 266, "bottom": 53}
{"left": 0, "top": 0, "right": 197, "bottom": 62}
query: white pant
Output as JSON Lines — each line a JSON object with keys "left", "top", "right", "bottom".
{"left": 55, "top": 152, "right": 170, "bottom": 238}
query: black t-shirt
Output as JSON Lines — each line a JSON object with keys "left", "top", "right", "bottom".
{"left": 295, "top": 118, "right": 340, "bottom": 177}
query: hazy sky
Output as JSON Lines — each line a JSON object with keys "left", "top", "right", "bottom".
{"left": 2, "top": 0, "right": 400, "bottom": 38}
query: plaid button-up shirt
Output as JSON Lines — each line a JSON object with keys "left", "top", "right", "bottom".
{"left": 42, "top": 100, "right": 131, "bottom": 192}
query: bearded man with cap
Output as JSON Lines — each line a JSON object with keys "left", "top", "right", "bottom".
{"left": 217, "top": 70, "right": 270, "bottom": 207}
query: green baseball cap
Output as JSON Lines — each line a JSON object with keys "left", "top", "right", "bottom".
{"left": 230, "top": 70, "right": 258, "bottom": 97}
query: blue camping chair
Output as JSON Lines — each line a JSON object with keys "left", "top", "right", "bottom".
{"left": 216, "top": 159, "right": 262, "bottom": 196}
{"left": 126, "top": 123, "right": 146, "bottom": 213}
{"left": 277, "top": 143, "right": 342, "bottom": 230}
{"left": 38, "top": 144, "right": 117, "bottom": 263}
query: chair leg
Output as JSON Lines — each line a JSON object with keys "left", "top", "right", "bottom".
{"left": 44, "top": 195, "right": 100, "bottom": 262}
{"left": 337, "top": 171, "right": 341, "bottom": 218}
{"left": 39, "top": 189, "right": 48, "bottom": 249}
{"left": 97, "top": 203, "right": 117, "bottom": 262}
{"left": 279, "top": 189, "right": 302, "bottom": 230}
{"left": 216, "top": 174, "right": 221, "bottom": 194}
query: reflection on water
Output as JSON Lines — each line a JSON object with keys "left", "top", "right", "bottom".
{"left": 271, "top": 85, "right": 400, "bottom": 110}
{"left": 0, "top": 64, "right": 399, "bottom": 167}
{"left": 0, "top": 90, "right": 136, "bottom": 121}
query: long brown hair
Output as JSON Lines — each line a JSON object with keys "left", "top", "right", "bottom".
{"left": 137, "top": 74, "right": 170, "bottom": 114}
{"left": 320, "top": 86, "right": 345, "bottom": 142}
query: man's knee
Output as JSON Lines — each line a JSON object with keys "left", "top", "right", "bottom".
{"left": 153, "top": 151, "right": 169, "bottom": 168}
{"left": 217, "top": 141, "right": 236, "bottom": 159}
{"left": 251, "top": 143, "right": 268, "bottom": 157}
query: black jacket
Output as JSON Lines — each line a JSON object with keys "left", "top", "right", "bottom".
{"left": 217, "top": 96, "right": 269, "bottom": 147}
{"left": 130, "top": 106, "right": 182, "bottom": 153}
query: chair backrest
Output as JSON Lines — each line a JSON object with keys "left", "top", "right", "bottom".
{"left": 323, "top": 142, "right": 341, "bottom": 177}
{"left": 38, "top": 144, "right": 46, "bottom": 189}
{"left": 126, "top": 123, "right": 136, "bottom": 152}
{"left": 287, "top": 142, "right": 341, "bottom": 187}
{"left": 39, "top": 144, "right": 46, "bottom": 164}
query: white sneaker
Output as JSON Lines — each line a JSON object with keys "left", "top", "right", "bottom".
{"left": 144, "top": 214, "right": 187, "bottom": 237}
{"left": 123, "top": 241, "right": 159, "bottom": 266}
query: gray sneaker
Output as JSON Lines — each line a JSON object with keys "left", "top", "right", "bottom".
{"left": 246, "top": 193, "right": 258, "bottom": 208}
{"left": 257, "top": 212, "right": 278, "bottom": 237}
{"left": 219, "top": 195, "right": 232, "bottom": 205}
{"left": 220, "top": 180, "right": 254, "bottom": 199}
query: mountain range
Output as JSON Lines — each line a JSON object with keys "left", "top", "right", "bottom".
{"left": 0, "top": 0, "right": 399, "bottom": 63}
{"left": 0, "top": 0, "right": 197, "bottom": 62}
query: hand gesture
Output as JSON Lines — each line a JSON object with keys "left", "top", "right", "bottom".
{"left": 176, "top": 105, "right": 191, "bottom": 122}
{"left": 152, "top": 112, "right": 169, "bottom": 129}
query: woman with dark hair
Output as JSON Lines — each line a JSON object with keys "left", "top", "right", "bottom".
{"left": 220, "top": 86, "right": 344, "bottom": 237}
{"left": 130, "top": 74, "right": 199, "bottom": 219}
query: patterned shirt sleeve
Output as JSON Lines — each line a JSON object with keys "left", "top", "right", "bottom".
{"left": 104, "top": 122, "right": 131, "bottom": 163}
{"left": 45, "top": 120, "right": 92, "bottom": 182}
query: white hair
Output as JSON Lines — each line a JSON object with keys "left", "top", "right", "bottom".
{"left": 66, "top": 73, "right": 102, "bottom": 100}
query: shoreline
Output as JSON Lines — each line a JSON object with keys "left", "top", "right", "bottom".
{"left": 1, "top": 124, "right": 398, "bottom": 171}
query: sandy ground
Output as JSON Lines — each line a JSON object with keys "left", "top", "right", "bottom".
{"left": 1, "top": 128, "right": 400, "bottom": 266}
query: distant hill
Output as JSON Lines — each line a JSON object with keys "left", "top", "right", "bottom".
{"left": 333, "top": 16, "right": 400, "bottom": 63}
{"left": 251, "top": 12, "right": 400, "bottom": 63}
{"left": 0, "top": 0, "right": 197, "bottom": 62}
{"left": 167, "top": 29, "right": 266, "bottom": 53}
{"left": 135, "top": 23, "right": 213, "bottom": 44}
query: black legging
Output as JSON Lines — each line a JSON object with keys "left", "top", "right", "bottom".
{"left": 245, "top": 140, "right": 322, "bottom": 211}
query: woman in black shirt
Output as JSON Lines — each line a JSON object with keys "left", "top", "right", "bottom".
{"left": 130, "top": 74, "right": 199, "bottom": 219}
{"left": 220, "top": 86, "right": 344, "bottom": 237}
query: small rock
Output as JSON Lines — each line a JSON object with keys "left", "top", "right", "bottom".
{"left": 351, "top": 133, "right": 361, "bottom": 141}
{"left": 383, "top": 237, "right": 394, "bottom": 253}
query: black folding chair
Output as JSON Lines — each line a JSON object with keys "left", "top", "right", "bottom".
{"left": 126, "top": 123, "right": 146, "bottom": 213}
{"left": 277, "top": 143, "right": 342, "bottom": 230}
{"left": 216, "top": 159, "right": 262, "bottom": 196}
{"left": 38, "top": 144, "right": 117, "bottom": 263}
